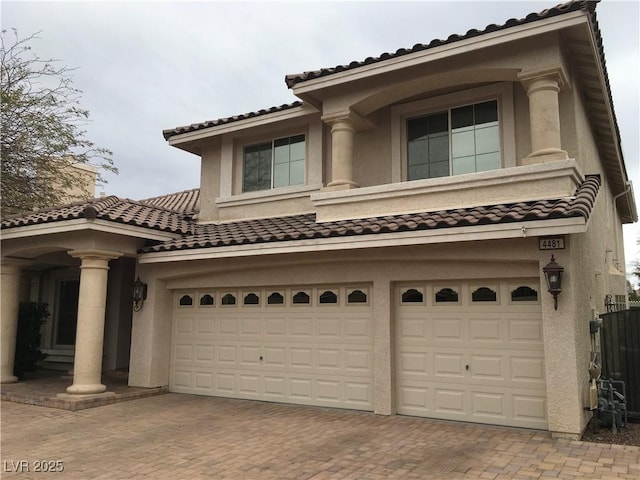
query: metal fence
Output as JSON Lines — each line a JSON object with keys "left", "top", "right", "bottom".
{"left": 599, "top": 309, "right": 640, "bottom": 420}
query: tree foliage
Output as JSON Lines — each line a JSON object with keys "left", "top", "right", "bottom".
{"left": 1, "top": 29, "right": 117, "bottom": 216}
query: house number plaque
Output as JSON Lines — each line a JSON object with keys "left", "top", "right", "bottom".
{"left": 539, "top": 237, "right": 565, "bottom": 250}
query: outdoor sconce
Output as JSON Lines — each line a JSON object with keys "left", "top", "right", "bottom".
{"left": 542, "top": 255, "right": 564, "bottom": 310}
{"left": 132, "top": 276, "right": 148, "bottom": 312}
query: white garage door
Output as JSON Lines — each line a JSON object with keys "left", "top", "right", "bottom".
{"left": 170, "top": 286, "right": 373, "bottom": 410}
{"left": 396, "top": 280, "right": 547, "bottom": 429}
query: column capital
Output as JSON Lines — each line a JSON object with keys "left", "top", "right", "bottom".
{"left": 68, "top": 249, "right": 123, "bottom": 262}
{"left": 518, "top": 66, "right": 569, "bottom": 94}
{"left": 1, "top": 257, "right": 32, "bottom": 272}
{"left": 321, "top": 109, "right": 374, "bottom": 131}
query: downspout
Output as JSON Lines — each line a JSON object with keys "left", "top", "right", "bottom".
{"left": 611, "top": 182, "right": 632, "bottom": 271}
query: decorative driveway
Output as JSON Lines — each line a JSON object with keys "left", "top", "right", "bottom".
{"left": 1, "top": 393, "right": 639, "bottom": 479}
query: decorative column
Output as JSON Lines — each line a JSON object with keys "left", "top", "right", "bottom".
{"left": 323, "top": 113, "right": 359, "bottom": 190}
{"left": 65, "top": 249, "right": 122, "bottom": 395}
{"left": 1, "top": 261, "right": 22, "bottom": 383}
{"left": 518, "top": 67, "right": 569, "bottom": 163}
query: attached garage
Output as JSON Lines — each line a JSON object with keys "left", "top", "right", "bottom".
{"left": 396, "top": 280, "right": 547, "bottom": 429}
{"left": 170, "top": 285, "right": 374, "bottom": 410}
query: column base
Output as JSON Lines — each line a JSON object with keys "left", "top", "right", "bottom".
{"left": 65, "top": 383, "right": 107, "bottom": 395}
{"left": 324, "top": 181, "right": 359, "bottom": 191}
{"left": 522, "top": 148, "right": 568, "bottom": 165}
{"left": 56, "top": 391, "right": 116, "bottom": 401}
{"left": 1, "top": 374, "right": 19, "bottom": 384}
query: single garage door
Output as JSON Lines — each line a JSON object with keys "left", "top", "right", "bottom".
{"left": 170, "top": 285, "right": 373, "bottom": 410}
{"left": 396, "top": 280, "right": 547, "bottom": 429}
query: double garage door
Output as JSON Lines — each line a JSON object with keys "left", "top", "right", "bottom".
{"left": 170, "top": 286, "right": 374, "bottom": 410}
{"left": 170, "top": 280, "right": 546, "bottom": 428}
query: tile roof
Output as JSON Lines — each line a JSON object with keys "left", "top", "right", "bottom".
{"left": 162, "top": 2, "right": 606, "bottom": 143}
{"left": 141, "top": 175, "right": 600, "bottom": 254}
{"left": 284, "top": 1, "right": 597, "bottom": 87}
{"left": 162, "top": 102, "right": 303, "bottom": 140}
{"left": 139, "top": 188, "right": 200, "bottom": 218}
{"left": 1, "top": 195, "right": 194, "bottom": 235}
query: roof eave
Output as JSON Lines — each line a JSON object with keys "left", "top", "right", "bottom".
{"left": 165, "top": 104, "right": 318, "bottom": 145}
{"left": 139, "top": 217, "right": 588, "bottom": 264}
{"left": 581, "top": 12, "right": 632, "bottom": 196}
{"left": 288, "top": 11, "right": 587, "bottom": 97}
{"left": 1, "top": 218, "right": 182, "bottom": 242}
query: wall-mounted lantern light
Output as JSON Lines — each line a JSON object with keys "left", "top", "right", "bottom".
{"left": 542, "top": 255, "right": 564, "bottom": 310}
{"left": 132, "top": 276, "right": 148, "bottom": 311}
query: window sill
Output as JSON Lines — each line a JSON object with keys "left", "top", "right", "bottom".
{"left": 217, "top": 183, "right": 323, "bottom": 208}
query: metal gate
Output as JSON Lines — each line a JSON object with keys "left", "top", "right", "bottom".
{"left": 599, "top": 309, "right": 640, "bottom": 420}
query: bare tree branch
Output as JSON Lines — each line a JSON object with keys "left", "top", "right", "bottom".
{"left": 1, "top": 29, "right": 118, "bottom": 215}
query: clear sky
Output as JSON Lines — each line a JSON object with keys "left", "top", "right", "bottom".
{"left": 3, "top": 0, "right": 639, "bottom": 272}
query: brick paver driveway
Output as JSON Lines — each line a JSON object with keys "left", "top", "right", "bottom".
{"left": 2, "top": 394, "right": 639, "bottom": 479}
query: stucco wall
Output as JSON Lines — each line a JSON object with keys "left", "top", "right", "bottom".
{"left": 538, "top": 75, "right": 630, "bottom": 437}
{"left": 198, "top": 137, "right": 222, "bottom": 221}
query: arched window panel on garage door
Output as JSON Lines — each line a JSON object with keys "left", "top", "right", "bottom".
{"left": 199, "top": 294, "right": 215, "bottom": 307}
{"left": 292, "top": 291, "right": 311, "bottom": 305}
{"left": 221, "top": 293, "right": 237, "bottom": 306}
{"left": 510, "top": 285, "right": 539, "bottom": 302}
{"left": 347, "top": 289, "right": 368, "bottom": 304}
{"left": 401, "top": 288, "right": 424, "bottom": 304}
{"left": 319, "top": 290, "right": 338, "bottom": 304}
{"left": 267, "top": 292, "right": 285, "bottom": 305}
{"left": 471, "top": 286, "right": 498, "bottom": 303}
{"left": 434, "top": 287, "right": 459, "bottom": 304}
{"left": 243, "top": 292, "right": 260, "bottom": 306}
{"left": 178, "top": 294, "right": 194, "bottom": 307}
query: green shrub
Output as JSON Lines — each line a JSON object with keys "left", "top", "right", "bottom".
{"left": 14, "top": 302, "right": 49, "bottom": 379}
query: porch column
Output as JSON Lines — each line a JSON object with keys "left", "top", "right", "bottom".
{"left": 66, "top": 249, "right": 122, "bottom": 395}
{"left": 323, "top": 114, "right": 358, "bottom": 190}
{"left": 518, "top": 67, "right": 569, "bottom": 164}
{"left": 1, "top": 262, "right": 22, "bottom": 383}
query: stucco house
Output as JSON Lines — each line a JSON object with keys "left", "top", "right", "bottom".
{"left": 1, "top": 0, "right": 636, "bottom": 438}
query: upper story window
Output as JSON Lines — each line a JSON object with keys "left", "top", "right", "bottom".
{"left": 391, "top": 83, "right": 515, "bottom": 183}
{"left": 407, "top": 100, "right": 500, "bottom": 180}
{"left": 242, "top": 134, "right": 305, "bottom": 192}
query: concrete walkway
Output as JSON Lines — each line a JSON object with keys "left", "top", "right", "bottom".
{"left": 1, "top": 394, "right": 639, "bottom": 479}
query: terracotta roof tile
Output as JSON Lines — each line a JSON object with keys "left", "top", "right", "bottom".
{"left": 139, "top": 188, "right": 200, "bottom": 217}
{"left": 1, "top": 195, "right": 194, "bottom": 235}
{"left": 3, "top": 176, "right": 600, "bottom": 251}
{"left": 141, "top": 175, "right": 600, "bottom": 254}
{"left": 284, "top": 1, "right": 596, "bottom": 87}
{"left": 162, "top": 2, "right": 612, "bottom": 153}
{"left": 162, "top": 102, "right": 303, "bottom": 141}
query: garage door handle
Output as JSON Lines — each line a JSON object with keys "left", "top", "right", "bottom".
{"left": 260, "top": 356, "right": 263, "bottom": 361}
{"left": 465, "top": 364, "right": 469, "bottom": 370}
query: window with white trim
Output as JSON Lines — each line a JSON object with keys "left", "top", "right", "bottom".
{"left": 242, "top": 134, "right": 305, "bottom": 192}
{"left": 407, "top": 100, "right": 500, "bottom": 180}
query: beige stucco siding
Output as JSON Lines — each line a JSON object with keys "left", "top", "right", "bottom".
{"left": 353, "top": 108, "right": 392, "bottom": 187}
{"left": 198, "top": 137, "right": 222, "bottom": 221}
